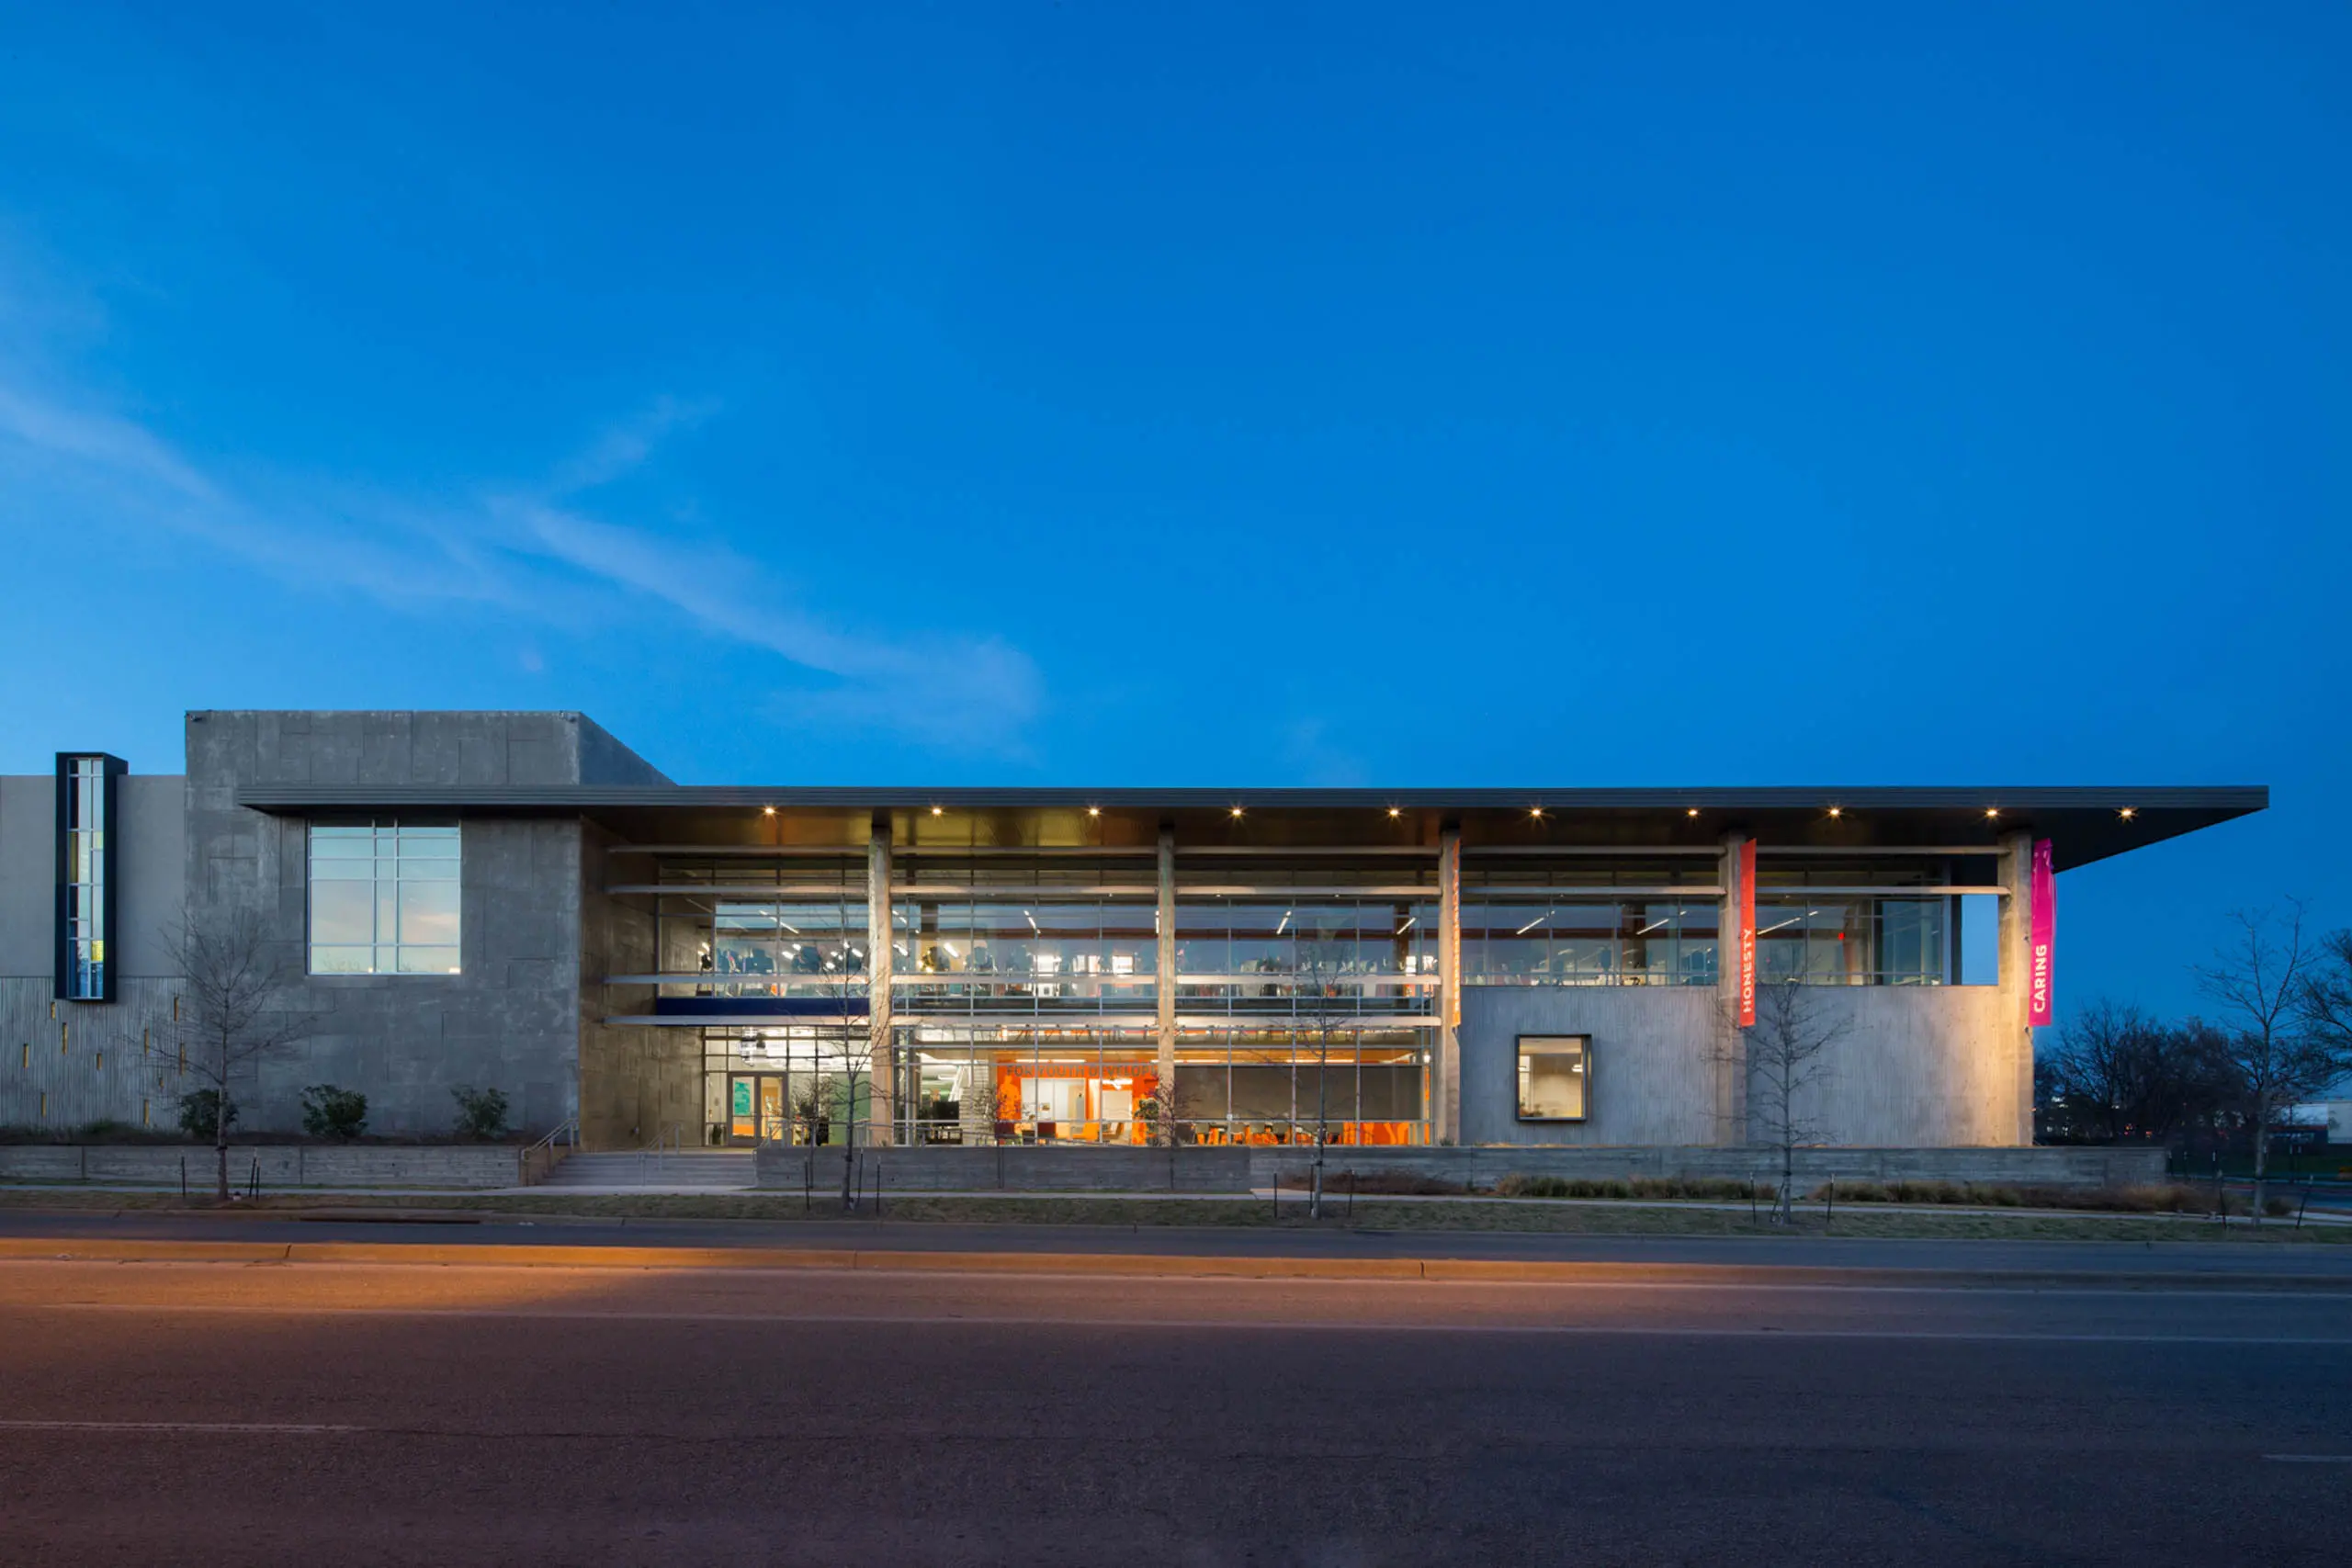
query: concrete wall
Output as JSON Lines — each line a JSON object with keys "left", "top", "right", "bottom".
{"left": 749, "top": 1142, "right": 2163, "bottom": 1192}
{"left": 1, "top": 770, "right": 190, "bottom": 1131}
{"left": 0, "top": 772, "right": 186, "bottom": 979}
{"left": 755, "top": 1144, "right": 1255, "bottom": 1192}
{"left": 186, "top": 712, "right": 603, "bottom": 1136}
{"left": 1456, "top": 982, "right": 2026, "bottom": 1149}
{"left": 1246, "top": 1144, "right": 2166, "bottom": 1190}
{"left": 0, "top": 1143, "right": 525, "bottom": 1189}
{"left": 1459, "top": 987, "right": 1721, "bottom": 1145}
{"left": 577, "top": 818, "right": 697, "bottom": 1150}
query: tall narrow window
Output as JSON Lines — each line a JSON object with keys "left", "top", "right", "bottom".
{"left": 55, "top": 753, "right": 124, "bottom": 1002}
{"left": 309, "top": 821, "right": 461, "bottom": 975}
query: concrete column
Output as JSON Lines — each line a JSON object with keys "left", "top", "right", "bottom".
{"left": 1996, "top": 829, "right": 2035, "bottom": 1146}
{"left": 867, "top": 821, "right": 895, "bottom": 1145}
{"left": 1714, "top": 830, "right": 1751, "bottom": 1146}
{"left": 1436, "top": 828, "right": 1462, "bottom": 1145}
{"left": 1155, "top": 826, "right": 1176, "bottom": 1143}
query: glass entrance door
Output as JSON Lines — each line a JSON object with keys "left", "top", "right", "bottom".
{"left": 728, "top": 1075, "right": 788, "bottom": 1145}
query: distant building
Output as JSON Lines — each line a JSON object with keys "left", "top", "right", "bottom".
{"left": 0, "top": 711, "right": 2264, "bottom": 1151}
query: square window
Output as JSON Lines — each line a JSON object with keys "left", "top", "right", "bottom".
{"left": 1516, "top": 1035, "right": 1589, "bottom": 1122}
{"left": 310, "top": 820, "right": 460, "bottom": 976}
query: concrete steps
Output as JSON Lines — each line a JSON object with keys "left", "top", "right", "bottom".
{"left": 536, "top": 1149, "right": 756, "bottom": 1191}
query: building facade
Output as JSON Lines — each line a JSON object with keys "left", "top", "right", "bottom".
{"left": 0, "top": 710, "right": 2265, "bottom": 1151}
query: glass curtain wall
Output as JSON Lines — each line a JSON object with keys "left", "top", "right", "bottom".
{"left": 891, "top": 1025, "right": 1428, "bottom": 1147}
{"left": 1752, "top": 860, "right": 1959, "bottom": 985}
{"left": 1172, "top": 899, "right": 1438, "bottom": 1020}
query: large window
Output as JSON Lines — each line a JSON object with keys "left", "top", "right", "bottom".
{"left": 1463, "top": 901, "right": 1717, "bottom": 987}
{"left": 309, "top": 822, "right": 460, "bottom": 975}
{"left": 1517, "top": 1035, "right": 1590, "bottom": 1122}
{"left": 1754, "top": 897, "right": 1947, "bottom": 985}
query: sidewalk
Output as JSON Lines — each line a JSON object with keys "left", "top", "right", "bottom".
{"left": 4, "top": 1211, "right": 2350, "bottom": 1290}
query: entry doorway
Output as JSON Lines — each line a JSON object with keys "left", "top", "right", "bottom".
{"left": 727, "top": 1074, "right": 787, "bottom": 1145}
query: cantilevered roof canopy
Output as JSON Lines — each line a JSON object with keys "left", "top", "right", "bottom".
{"left": 231, "top": 784, "right": 2267, "bottom": 873}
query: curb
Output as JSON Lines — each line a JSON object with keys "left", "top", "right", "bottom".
{"left": 3, "top": 1236, "right": 2350, "bottom": 1291}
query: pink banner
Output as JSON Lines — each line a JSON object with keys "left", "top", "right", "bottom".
{"left": 1737, "top": 839, "right": 1757, "bottom": 1028}
{"left": 2028, "top": 838, "right": 2055, "bottom": 1027}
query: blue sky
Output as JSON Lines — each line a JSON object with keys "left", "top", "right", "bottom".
{"left": 0, "top": 2, "right": 2345, "bottom": 1019}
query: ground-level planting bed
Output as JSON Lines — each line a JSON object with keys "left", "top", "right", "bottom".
{"left": 0, "top": 1187, "right": 2342, "bottom": 1242}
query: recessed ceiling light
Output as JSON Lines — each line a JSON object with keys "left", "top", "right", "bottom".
{"left": 1229, "top": 806, "right": 1244, "bottom": 818}
{"left": 2119, "top": 807, "right": 2135, "bottom": 820}
{"left": 1530, "top": 807, "right": 1544, "bottom": 819}
{"left": 1826, "top": 807, "right": 1841, "bottom": 819}
{"left": 1087, "top": 806, "right": 1101, "bottom": 818}
{"left": 1985, "top": 807, "right": 1999, "bottom": 819}
{"left": 931, "top": 806, "right": 944, "bottom": 817}
{"left": 1388, "top": 807, "right": 1401, "bottom": 818}
{"left": 1686, "top": 807, "right": 1700, "bottom": 818}
{"left": 762, "top": 806, "right": 775, "bottom": 817}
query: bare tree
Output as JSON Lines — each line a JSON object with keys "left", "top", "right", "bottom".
{"left": 161, "top": 910, "right": 311, "bottom": 1201}
{"left": 2040, "top": 1002, "right": 2231, "bottom": 1145}
{"left": 2197, "top": 904, "right": 2346, "bottom": 1218}
{"left": 811, "top": 939, "right": 875, "bottom": 1211}
{"left": 1731, "top": 979, "right": 1849, "bottom": 1222}
{"left": 1293, "top": 922, "right": 1356, "bottom": 1219}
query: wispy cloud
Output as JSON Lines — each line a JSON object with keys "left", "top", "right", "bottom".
{"left": 0, "top": 369, "right": 1042, "bottom": 754}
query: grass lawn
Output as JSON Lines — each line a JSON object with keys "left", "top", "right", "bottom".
{"left": 0, "top": 1184, "right": 2345, "bottom": 1242}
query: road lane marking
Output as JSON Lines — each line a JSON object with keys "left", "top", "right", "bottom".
{"left": 0, "top": 1419, "right": 360, "bottom": 1434}
{"left": 23, "top": 1303, "right": 2352, "bottom": 1345}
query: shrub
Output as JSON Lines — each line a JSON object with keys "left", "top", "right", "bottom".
{"left": 1492, "top": 1174, "right": 1776, "bottom": 1201}
{"left": 176, "top": 1089, "right": 237, "bottom": 1140}
{"left": 1274, "top": 1170, "right": 1465, "bottom": 1194}
{"left": 300, "top": 1084, "right": 369, "bottom": 1141}
{"left": 450, "top": 1085, "right": 510, "bottom": 1141}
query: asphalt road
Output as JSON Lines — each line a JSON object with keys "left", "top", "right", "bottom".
{"left": 5, "top": 1205, "right": 2351, "bottom": 1280}
{"left": 2, "top": 1251, "right": 2348, "bottom": 1566}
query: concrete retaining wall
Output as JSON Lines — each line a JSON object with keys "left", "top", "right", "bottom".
{"left": 1246, "top": 1145, "right": 2167, "bottom": 1190}
{"left": 755, "top": 1144, "right": 1256, "bottom": 1192}
{"left": 0, "top": 1143, "right": 526, "bottom": 1189}
{"left": 754, "top": 1142, "right": 2166, "bottom": 1192}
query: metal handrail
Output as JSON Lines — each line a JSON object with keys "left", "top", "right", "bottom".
{"left": 516, "top": 1117, "right": 580, "bottom": 1185}
{"left": 639, "top": 1122, "right": 687, "bottom": 1173}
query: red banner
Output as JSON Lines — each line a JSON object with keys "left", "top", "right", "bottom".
{"left": 2028, "top": 838, "right": 2055, "bottom": 1027}
{"left": 1736, "top": 838, "right": 1757, "bottom": 1028}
